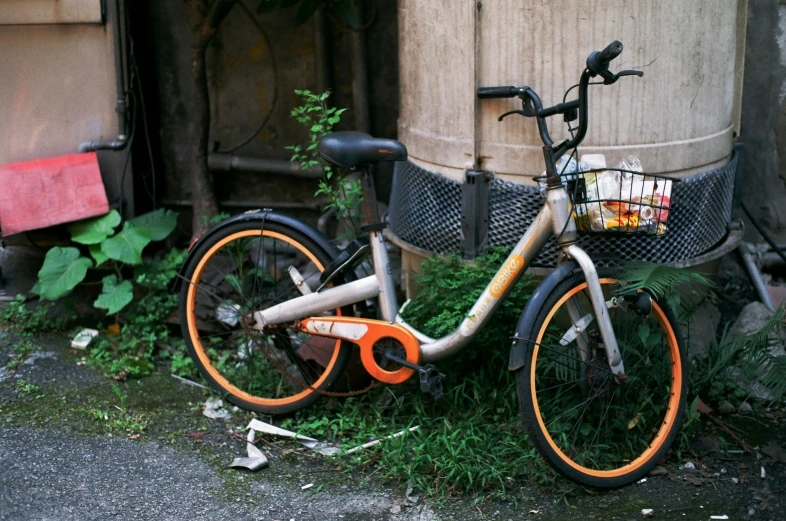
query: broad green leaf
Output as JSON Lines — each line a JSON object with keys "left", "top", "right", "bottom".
{"left": 93, "top": 275, "right": 134, "bottom": 315}
{"left": 89, "top": 243, "right": 109, "bottom": 266}
{"left": 129, "top": 208, "right": 178, "bottom": 241}
{"left": 102, "top": 222, "right": 153, "bottom": 265}
{"left": 294, "top": 0, "right": 320, "bottom": 24}
{"left": 333, "top": 0, "right": 358, "bottom": 27}
{"left": 37, "top": 247, "right": 92, "bottom": 300}
{"left": 68, "top": 210, "right": 121, "bottom": 245}
{"left": 257, "top": 0, "right": 282, "bottom": 13}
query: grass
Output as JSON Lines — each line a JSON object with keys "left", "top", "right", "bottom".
{"left": 5, "top": 339, "right": 36, "bottom": 370}
{"left": 14, "top": 378, "right": 40, "bottom": 395}
{"left": 0, "top": 295, "right": 65, "bottom": 337}
{"left": 280, "top": 345, "right": 557, "bottom": 502}
{"left": 276, "top": 250, "right": 556, "bottom": 501}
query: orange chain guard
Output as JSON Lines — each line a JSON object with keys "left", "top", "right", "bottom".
{"left": 298, "top": 316, "right": 421, "bottom": 384}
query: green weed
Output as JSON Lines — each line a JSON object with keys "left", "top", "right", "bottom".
{"left": 14, "top": 378, "right": 40, "bottom": 395}
{"left": 85, "top": 384, "right": 149, "bottom": 435}
{"left": 287, "top": 90, "right": 360, "bottom": 230}
{"left": 5, "top": 340, "right": 36, "bottom": 370}
{"left": 84, "top": 248, "right": 190, "bottom": 380}
{"left": 0, "top": 295, "right": 64, "bottom": 337}
{"left": 280, "top": 249, "right": 545, "bottom": 500}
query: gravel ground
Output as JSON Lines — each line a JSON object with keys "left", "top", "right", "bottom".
{"left": 1, "top": 334, "right": 784, "bottom": 521}
{"left": 0, "top": 427, "right": 443, "bottom": 521}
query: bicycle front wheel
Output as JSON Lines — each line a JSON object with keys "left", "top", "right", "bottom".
{"left": 179, "top": 219, "right": 353, "bottom": 415}
{"left": 517, "top": 269, "right": 687, "bottom": 487}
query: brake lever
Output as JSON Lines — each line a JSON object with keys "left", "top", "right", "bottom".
{"left": 603, "top": 69, "right": 644, "bottom": 85}
{"left": 498, "top": 109, "right": 527, "bottom": 122}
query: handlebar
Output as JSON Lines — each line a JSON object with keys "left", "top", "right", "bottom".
{"left": 477, "top": 86, "right": 524, "bottom": 99}
{"left": 587, "top": 40, "right": 623, "bottom": 75}
{"left": 476, "top": 40, "right": 640, "bottom": 179}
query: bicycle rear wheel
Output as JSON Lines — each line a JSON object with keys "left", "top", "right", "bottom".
{"left": 517, "top": 269, "right": 687, "bottom": 487}
{"left": 179, "top": 219, "right": 353, "bottom": 415}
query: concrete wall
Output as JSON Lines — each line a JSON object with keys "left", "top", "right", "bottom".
{"left": 0, "top": 0, "right": 132, "bottom": 221}
{"left": 740, "top": 0, "right": 786, "bottom": 242}
{"left": 0, "top": 8, "right": 118, "bottom": 163}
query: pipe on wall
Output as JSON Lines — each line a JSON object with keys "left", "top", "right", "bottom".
{"left": 163, "top": 199, "right": 323, "bottom": 211}
{"left": 79, "top": 0, "right": 129, "bottom": 153}
{"left": 208, "top": 153, "right": 323, "bottom": 178}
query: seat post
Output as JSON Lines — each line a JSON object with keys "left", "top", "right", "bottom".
{"left": 359, "top": 167, "right": 382, "bottom": 227}
{"left": 359, "top": 166, "right": 399, "bottom": 322}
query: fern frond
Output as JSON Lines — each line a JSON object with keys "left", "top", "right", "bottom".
{"left": 615, "top": 261, "right": 713, "bottom": 299}
{"left": 759, "top": 356, "right": 786, "bottom": 401}
{"left": 732, "top": 306, "right": 786, "bottom": 402}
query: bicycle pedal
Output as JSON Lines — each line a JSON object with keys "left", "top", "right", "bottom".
{"left": 383, "top": 351, "right": 445, "bottom": 402}
{"left": 419, "top": 365, "right": 446, "bottom": 402}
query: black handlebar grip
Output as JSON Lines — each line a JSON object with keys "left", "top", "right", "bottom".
{"left": 477, "top": 86, "right": 519, "bottom": 99}
{"left": 594, "top": 40, "right": 623, "bottom": 69}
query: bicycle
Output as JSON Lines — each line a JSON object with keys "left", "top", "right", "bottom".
{"left": 178, "top": 41, "right": 687, "bottom": 488}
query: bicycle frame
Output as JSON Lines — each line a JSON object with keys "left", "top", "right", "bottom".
{"left": 250, "top": 184, "right": 626, "bottom": 377}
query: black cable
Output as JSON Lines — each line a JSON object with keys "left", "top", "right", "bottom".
{"left": 741, "top": 201, "right": 786, "bottom": 265}
{"left": 124, "top": 0, "right": 157, "bottom": 209}
{"left": 215, "top": 0, "right": 280, "bottom": 154}
{"left": 130, "top": 43, "right": 156, "bottom": 209}
{"left": 118, "top": 90, "right": 137, "bottom": 214}
{"left": 325, "top": 0, "right": 377, "bottom": 31}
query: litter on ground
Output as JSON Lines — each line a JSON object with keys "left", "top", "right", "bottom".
{"left": 228, "top": 428, "right": 269, "bottom": 471}
{"left": 202, "top": 398, "right": 231, "bottom": 420}
{"left": 71, "top": 328, "right": 99, "bottom": 349}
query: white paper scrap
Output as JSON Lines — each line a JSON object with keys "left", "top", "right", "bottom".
{"left": 229, "top": 428, "right": 268, "bottom": 471}
{"left": 344, "top": 426, "right": 420, "bottom": 455}
{"left": 247, "top": 419, "right": 318, "bottom": 442}
{"left": 71, "top": 328, "right": 99, "bottom": 349}
{"left": 246, "top": 419, "right": 344, "bottom": 455}
{"left": 203, "top": 398, "right": 231, "bottom": 420}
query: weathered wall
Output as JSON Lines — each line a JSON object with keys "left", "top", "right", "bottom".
{"left": 0, "top": 0, "right": 103, "bottom": 25}
{"left": 741, "top": 0, "right": 786, "bottom": 242}
{"left": 149, "top": 1, "right": 399, "bottom": 225}
{"left": 144, "top": 0, "right": 783, "bottom": 241}
{"left": 0, "top": 0, "right": 132, "bottom": 220}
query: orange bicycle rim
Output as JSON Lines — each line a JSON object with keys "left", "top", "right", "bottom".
{"left": 530, "top": 279, "right": 682, "bottom": 478}
{"left": 186, "top": 230, "right": 342, "bottom": 407}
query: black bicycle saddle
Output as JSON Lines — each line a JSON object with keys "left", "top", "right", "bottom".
{"left": 318, "top": 132, "right": 407, "bottom": 168}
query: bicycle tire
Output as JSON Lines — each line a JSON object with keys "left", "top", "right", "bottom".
{"left": 179, "top": 219, "right": 353, "bottom": 415}
{"left": 516, "top": 269, "right": 687, "bottom": 487}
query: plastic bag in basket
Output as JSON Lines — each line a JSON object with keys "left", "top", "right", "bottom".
{"left": 573, "top": 155, "right": 672, "bottom": 235}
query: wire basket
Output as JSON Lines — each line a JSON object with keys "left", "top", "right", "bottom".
{"left": 540, "top": 168, "right": 678, "bottom": 237}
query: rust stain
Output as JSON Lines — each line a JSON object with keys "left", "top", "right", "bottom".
{"left": 248, "top": 38, "right": 267, "bottom": 63}
{"left": 255, "top": 81, "right": 269, "bottom": 103}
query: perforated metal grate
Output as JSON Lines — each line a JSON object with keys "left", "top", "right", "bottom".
{"left": 388, "top": 155, "right": 737, "bottom": 267}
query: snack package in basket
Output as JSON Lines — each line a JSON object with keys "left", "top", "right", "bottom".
{"left": 573, "top": 155, "right": 672, "bottom": 235}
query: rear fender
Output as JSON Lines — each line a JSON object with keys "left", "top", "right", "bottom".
{"left": 175, "top": 210, "right": 341, "bottom": 292}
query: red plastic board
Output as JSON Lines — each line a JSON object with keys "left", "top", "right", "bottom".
{"left": 0, "top": 153, "right": 109, "bottom": 236}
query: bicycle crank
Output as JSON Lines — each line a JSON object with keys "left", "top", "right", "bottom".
{"left": 297, "top": 317, "right": 421, "bottom": 384}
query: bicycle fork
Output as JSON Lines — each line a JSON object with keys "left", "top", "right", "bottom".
{"left": 547, "top": 186, "right": 625, "bottom": 378}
